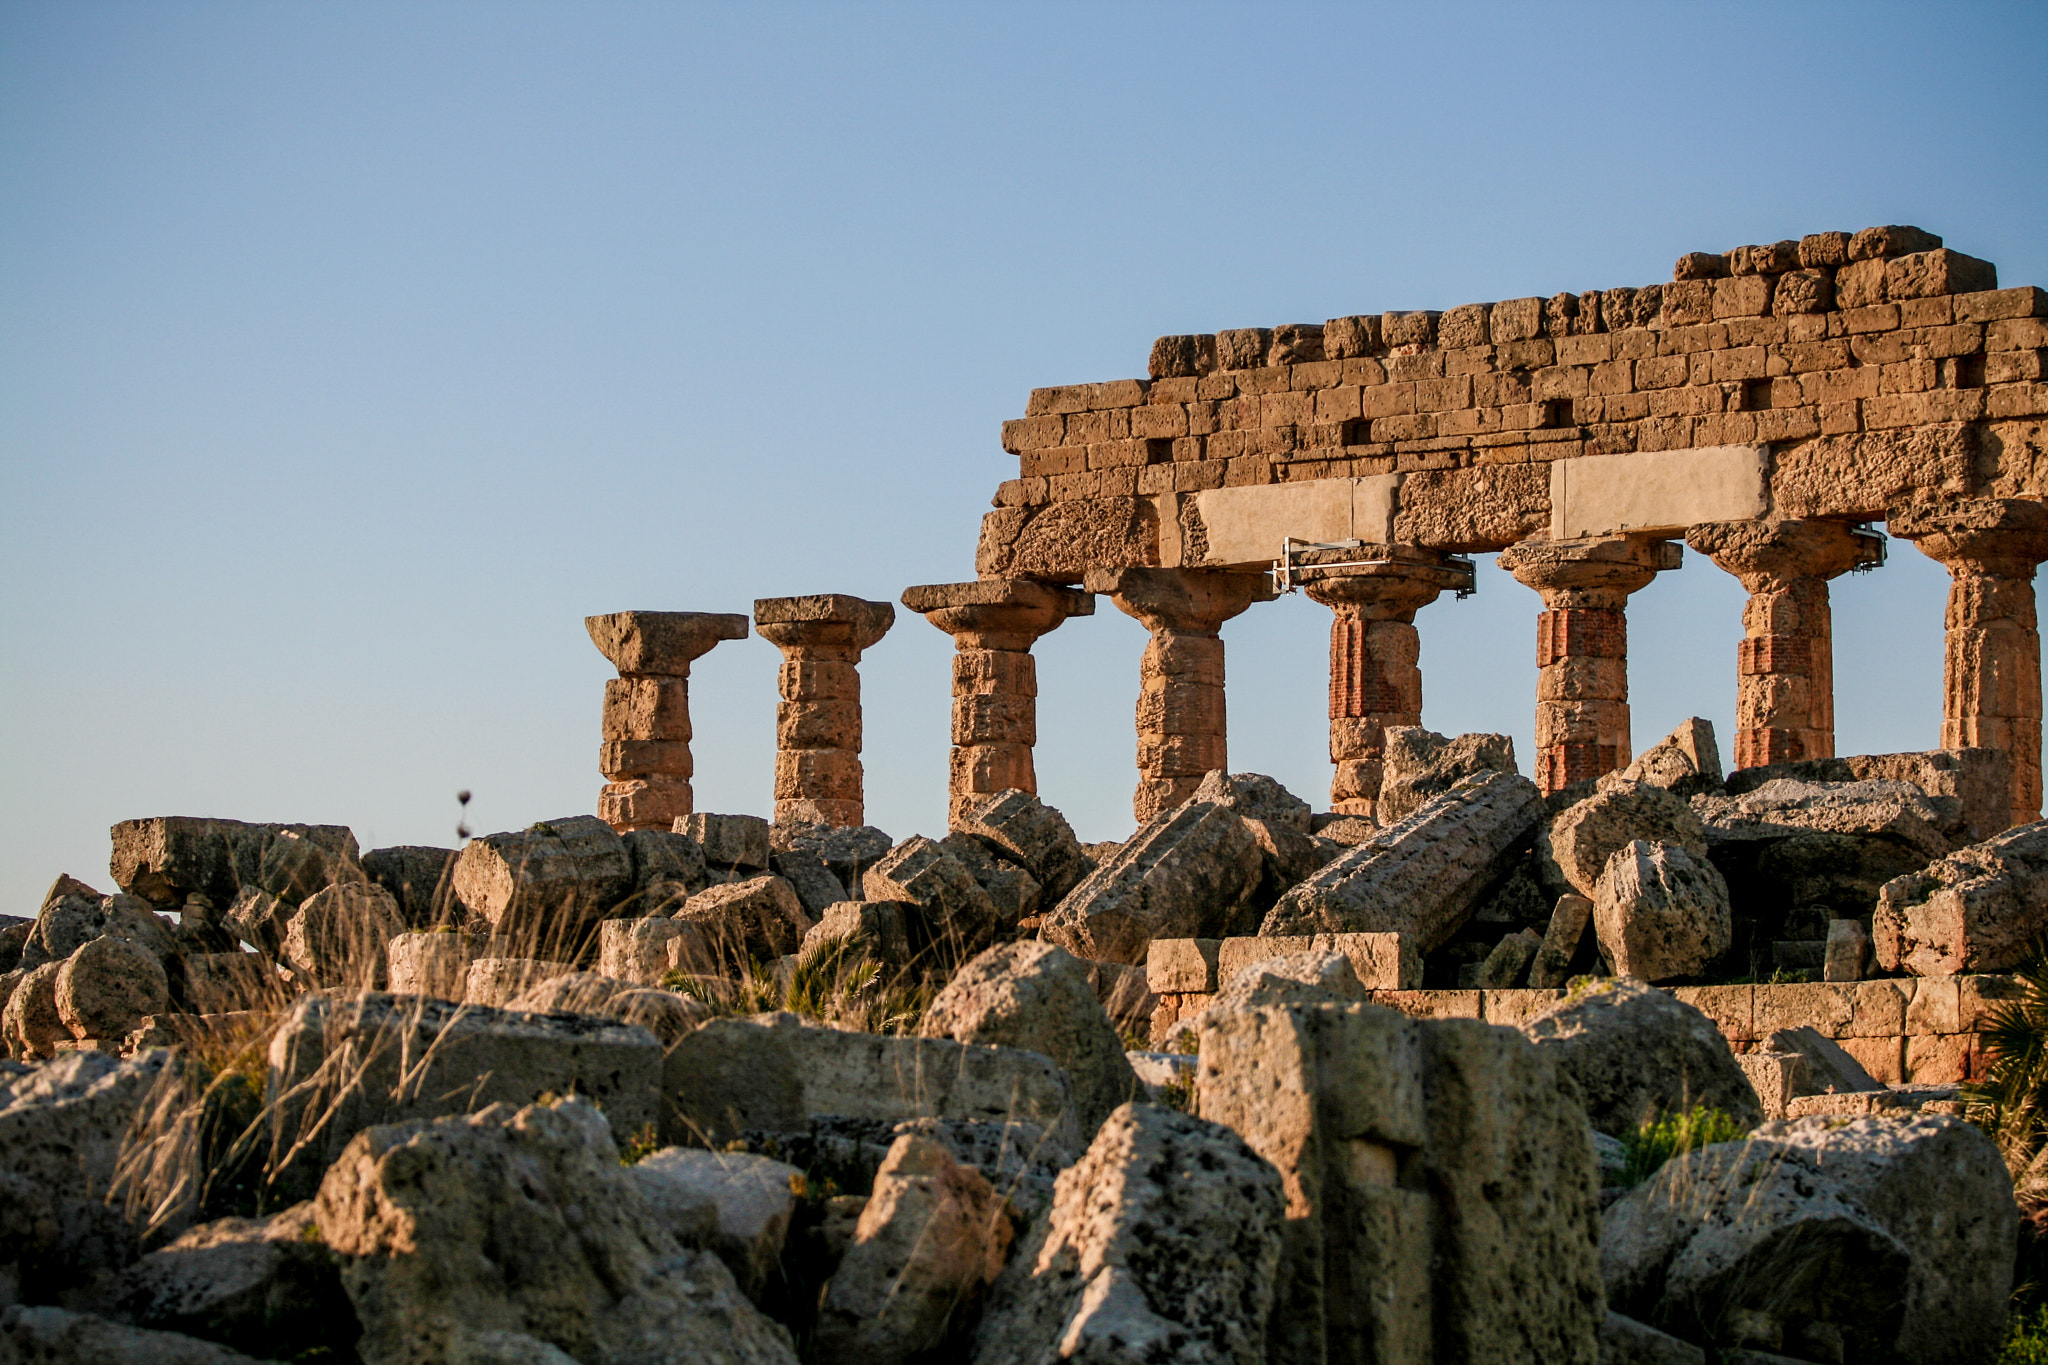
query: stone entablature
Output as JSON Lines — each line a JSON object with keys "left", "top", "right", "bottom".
{"left": 978, "top": 227, "right": 2046, "bottom": 580}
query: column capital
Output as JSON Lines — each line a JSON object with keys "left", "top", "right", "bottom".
{"left": 1498, "top": 535, "right": 1681, "bottom": 606}
{"left": 1085, "top": 566, "right": 1275, "bottom": 634}
{"left": 903, "top": 579, "right": 1093, "bottom": 650}
{"left": 1686, "top": 518, "right": 1883, "bottom": 591}
{"left": 752, "top": 594, "right": 895, "bottom": 653}
{"left": 1299, "top": 544, "right": 1468, "bottom": 621}
{"left": 586, "top": 610, "right": 749, "bottom": 676}
{"left": 1890, "top": 498, "right": 2048, "bottom": 578}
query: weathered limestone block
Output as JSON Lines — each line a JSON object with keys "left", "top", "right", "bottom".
{"left": 798, "top": 901, "right": 914, "bottom": 972}
{"left": 461, "top": 956, "right": 566, "bottom": 1007}
{"left": 921, "top": 942, "right": 1138, "bottom": 1137}
{"left": 282, "top": 880, "right": 404, "bottom": 990}
{"left": 450, "top": 815, "right": 634, "bottom": 954}
{"left": 0, "top": 1306, "right": 278, "bottom": 1364}
{"left": 969, "top": 1103, "right": 1284, "bottom": 1365}
{"left": 1191, "top": 769, "right": 1326, "bottom": 908}
{"left": 815, "top": 1134, "right": 1014, "bottom": 1365}
{"left": 678, "top": 875, "right": 813, "bottom": 966}
{"left": 1824, "top": 916, "right": 1871, "bottom": 980}
{"left": 1375, "top": 727, "right": 1519, "bottom": 825}
{"left": 772, "top": 820, "right": 893, "bottom": 888}
{"left": 904, "top": 581, "right": 1094, "bottom": 825}
{"left": 766, "top": 848, "right": 847, "bottom": 916}
{"left": 975, "top": 496, "right": 1160, "bottom": 582}
{"left": 599, "top": 916, "right": 699, "bottom": 986}
{"left": 22, "top": 886, "right": 178, "bottom": 972}
{"left": 109, "top": 817, "right": 358, "bottom": 911}
{"left": 951, "top": 789, "right": 1094, "bottom": 904}
{"left": 664, "top": 1012, "right": 1078, "bottom": 1153}
{"left": 1608, "top": 718, "right": 1724, "bottom": 797}
{"left": 385, "top": 930, "right": 477, "bottom": 999}
{"left": 1875, "top": 819, "right": 2048, "bottom": 974}
{"left": 862, "top": 836, "right": 1000, "bottom": 960}
{"left": 938, "top": 833, "right": 1042, "bottom": 926}
{"left": 680, "top": 812, "right": 772, "bottom": 872}
{"left": 1724, "top": 747, "right": 2010, "bottom": 845}
{"left": 587, "top": 610, "right": 750, "bottom": 831}
{"left": 1477, "top": 927, "right": 1544, "bottom": 987}
{"left": 1040, "top": 801, "right": 1261, "bottom": 965}
{"left": 628, "top": 1148, "right": 801, "bottom": 1303}
{"left": 1593, "top": 840, "right": 1733, "bottom": 982}
{"left": 1087, "top": 566, "right": 1274, "bottom": 819}
{"left": 1196, "top": 1002, "right": 1602, "bottom": 1364}
{"left": 1, "top": 962, "right": 67, "bottom": 1060}
{"left": 624, "top": 828, "right": 710, "bottom": 905}
{"left": 54, "top": 933, "right": 168, "bottom": 1042}
{"left": 179, "top": 951, "right": 284, "bottom": 1014}
{"left": 755, "top": 594, "right": 895, "bottom": 827}
{"left": 313, "top": 1100, "right": 797, "bottom": 1365}
{"left": 360, "top": 845, "right": 459, "bottom": 926}
{"left": 1263, "top": 771, "right": 1544, "bottom": 949}
{"left": 1520, "top": 978, "right": 1762, "bottom": 1136}
{"left": 1530, "top": 892, "right": 1594, "bottom": 988}
{"left": 267, "top": 993, "right": 661, "bottom": 1189}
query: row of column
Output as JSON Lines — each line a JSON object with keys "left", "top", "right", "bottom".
{"left": 588, "top": 497, "right": 2048, "bottom": 839}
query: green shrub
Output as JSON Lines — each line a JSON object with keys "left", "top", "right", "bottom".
{"left": 1966, "top": 948, "right": 2048, "bottom": 1201}
{"left": 1619, "top": 1106, "right": 1751, "bottom": 1186}
{"left": 2003, "top": 1303, "right": 2048, "bottom": 1364}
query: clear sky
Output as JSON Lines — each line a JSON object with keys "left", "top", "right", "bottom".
{"left": 4, "top": 0, "right": 2046, "bottom": 913}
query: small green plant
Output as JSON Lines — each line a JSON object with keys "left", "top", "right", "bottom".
{"left": 617, "top": 1122, "right": 661, "bottom": 1165}
{"left": 1966, "top": 947, "right": 2048, "bottom": 1200}
{"left": 1619, "top": 1106, "right": 1750, "bottom": 1186}
{"left": 2002, "top": 1303, "right": 2048, "bottom": 1364}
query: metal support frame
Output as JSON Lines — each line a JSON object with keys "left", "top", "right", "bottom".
{"left": 1269, "top": 537, "right": 1477, "bottom": 599}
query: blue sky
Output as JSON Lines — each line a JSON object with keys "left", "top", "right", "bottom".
{"left": 4, "top": 1, "right": 2045, "bottom": 911}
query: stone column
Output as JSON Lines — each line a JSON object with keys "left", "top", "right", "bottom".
{"left": 586, "top": 610, "right": 750, "bottom": 832}
{"left": 753, "top": 594, "right": 896, "bottom": 827}
{"left": 1297, "top": 547, "right": 1470, "bottom": 819}
{"left": 1498, "top": 536, "right": 1682, "bottom": 794}
{"left": 1890, "top": 498, "right": 2048, "bottom": 828}
{"left": 1084, "top": 567, "right": 1275, "bottom": 822}
{"left": 901, "top": 579, "right": 1095, "bottom": 827}
{"left": 1686, "top": 519, "right": 1882, "bottom": 770}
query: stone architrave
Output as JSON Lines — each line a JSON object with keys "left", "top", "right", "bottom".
{"left": 1083, "top": 567, "right": 1276, "bottom": 821}
{"left": 1296, "top": 546, "right": 1469, "bottom": 820}
{"left": 753, "top": 595, "right": 895, "bottom": 828}
{"left": 586, "top": 610, "right": 751, "bottom": 832}
{"left": 901, "top": 580, "right": 1094, "bottom": 827}
{"left": 1687, "top": 519, "right": 1882, "bottom": 770}
{"left": 1499, "top": 536, "right": 1682, "bottom": 794}
{"left": 1890, "top": 499, "right": 2048, "bottom": 828}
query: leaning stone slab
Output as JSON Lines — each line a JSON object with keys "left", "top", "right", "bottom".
{"left": 1376, "top": 726, "right": 1520, "bottom": 824}
{"left": 862, "top": 836, "right": 1000, "bottom": 960}
{"left": 1042, "top": 801, "right": 1261, "bottom": 965}
{"left": 1725, "top": 747, "right": 2010, "bottom": 844}
{"left": 952, "top": 789, "right": 1094, "bottom": 903}
{"left": 1520, "top": 978, "right": 1762, "bottom": 1136}
{"left": 266, "top": 992, "right": 661, "bottom": 1190}
{"left": 663, "top": 1011, "right": 1078, "bottom": 1155}
{"left": 1874, "top": 819, "right": 2048, "bottom": 975}
{"left": 629, "top": 1148, "right": 802, "bottom": 1302}
{"left": 450, "top": 815, "right": 634, "bottom": 952}
{"left": 1262, "top": 771, "right": 1544, "bottom": 949}
{"left": 1692, "top": 778, "right": 1954, "bottom": 865}
{"left": 1604, "top": 718, "right": 1724, "bottom": 799}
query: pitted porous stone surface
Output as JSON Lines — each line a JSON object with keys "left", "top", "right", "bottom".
{"left": 1376, "top": 727, "right": 1520, "bottom": 824}
{"left": 1542, "top": 781, "right": 1710, "bottom": 900}
{"left": 1520, "top": 978, "right": 1762, "bottom": 1136}
{"left": 1875, "top": 818, "right": 2048, "bottom": 974}
{"left": 1041, "top": 800, "right": 1262, "bottom": 965}
{"left": 1592, "top": 839, "right": 1733, "bottom": 982}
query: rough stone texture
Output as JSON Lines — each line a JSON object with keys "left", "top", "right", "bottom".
{"left": 766, "top": 848, "right": 847, "bottom": 917}
{"left": 1520, "top": 978, "right": 1762, "bottom": 1136}
{"left": 798, "top": 901, "right": 914, "bottom": 971}
{"left": 628, "top": 1148, "right": 802, "bottom": 1302}
{"left": 20, "top": 890, "right": 177, "bottom": 973}
{"left": 921, "top": 941, "right": 1139, "bottom": 1137}
{"left": 504, "top": 970, "right": 637, "bottom": 1016}
{"left": 463, "top": 956, "right": 570, "bottom": 1007}
{"left": 1263, "top": 771, "right": 1545, "bottom": 949}
{"left": 1875, "top": 818, "right": 2048, "bottom": 974}
{"left": 951, "top": 789, "right": 1094, "bottom": 904}
{"left": 970, "top": 1103, "right": 1283, "bottom": 1365}
{"left": 450, "top": 816, "right": 634, "bottom": 954}
{"left": 282, "top": 880, "right": 404, "bottom": 990}
{"left": 599, "top": 916, "right": 703, "bottom": 986}
{"left": 1599, "top": 1311, "right": 1708, "bottom": 1365}
{"left": 266, "top": 992, "right": 661, "bottom": 1189}
{"left": 1608, "top": 719, "right": 1725, "bottom": 798}
{"left": 1724, "top": 747, "right": 2011, "bottom": 845}
{"left": 1190, "top": 770, "right": 1313, "bottom": 833}
{"left": 939, "top": 833, "right": 1043, "bottom": 927}
{"left": 1156, "top": 952, "right": 1365, "bottom": 1052}
{"left": 1477, "top": 927, "right": 1543, "bottom": 987}
{"left": 385, "top": 930, "right": 477, "bottom": 999}
{"left": 772, "top": 820, "right": 894, "bottom": 890}
{"left": 1, "top": 962, "right": 67, "bottom": 1060}
{"left": 1542, "top": 780, "right": 1711, "bottom": 900}
{"left": 1750, "top": 1113, "right": 2016, "bottom": 1365}
{"left": 677, "top": 875, "right": 814, "bottom": 967}
{"left": 1192, "top": 770, "right": 1326, "bottom": 913}
{"left": 623, "top": 829, "right": 709, "bottom": 908}
{"left": 586, "top": 610, "right": 751, "bottom": 677}
{"left": 1376, "top": 726, "right": 1520, "bottom": 824}
{"left": 1196, "top": 1002, "right": 1603, "bottom": 1365}
{"left": 1041, "top": 801, "right": 1261, "bottom": 965}
{"left": 109, "top": 1201, "right": 356, "bottom": 1359}
{"left": 109, "top": 817, "right": 359, "bottom": 911}
{"left": 664, "top": 1011, "right": 1079, "bottom": 1154}
{"left": 361, "top": 845, "right": 460, "bottom": 926}
{"left": 1601, "top": 1140, "right": 1910, "bottom": 1361}
{"left": 313, "top": 1099, "right": 796, "bottom": 1365}
{"left": 1530, "top": 893, "right": 1594, "bottom": 988}
{"left": 1593, "top": 840, "right": 1734, "bottom": 982}
{"left": 862, "top": 836, "right": 1001, "bottom": 959}
{"left": 1758, "top": 1026, "right": 1882, "bottom": 1095}
{"left": 1824, "top": 916, "right": 1871, "bottom": 980}
{"left": 754, "top": 594, "right": 895, "bottom": 828}
{"left": 54, "top": 932, "right": 169, "bottom": 1042}
{"left": 678, "top": 813, "right": 772, "bottom": 872}
{"left": 815, "top": 1133, "right": 1014, "bottom": 1364}
{"left": 1692, "top": 778, "right": 1955, "bottom": 863}
{"left": 0, "top": 1306, "right": 278, "bottom": 1365}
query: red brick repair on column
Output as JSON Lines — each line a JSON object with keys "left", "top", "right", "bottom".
{"left": 1298, "top": 547, "right": 1468, "bottom": 819}
{"left": 586, "top": 610, "right": 750, "bottom": 831}
{"left": 1085, "top": 567, "right": 1275, "bottom": 822}
{"left": 1687, "top": 519, "right": 1882, "bottom": 770}
{"left": 753, "top": 594, "right": 895, "bottom": 828}
{"left": 1891, "top": 498, "right": 2048, "bottom": 828}
{"left": 901, "top": 579, "right": 1094, "bottom": 827}
{"left": 1499, "top": 536, "right": 1681, "bottom": 795}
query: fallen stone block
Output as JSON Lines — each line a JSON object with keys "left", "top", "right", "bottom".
{"left": 1725, "top": 747, "right": 2010, "bottom": 844}
{"left": 1593, "top": 839, "right": 1733, "bottom": 982}
{"left": 1606, "top": 718, "right": 1724, "bottom": 799}
{"left": 2, "top": 961, "right": 67, "bottom": 1060}
{"left": 1520, "top": 978, "right": 1762, "bottom": 1136}
{"left": 1760, "top": 1025, "right": 1883, "bottom": 1096}
{"left": 862, "top": 835, "right": 1002, "bottom": 961}
{"left": 768, "top": 848, "right": 849, "bottom": 917}
{"left": 282, "top": 881, "right": 404, "bottom": 990}
{"left": 1875, "top": 819, "right": 2048, "bottom": 974}
{"left": 384, "top": 930, "right": 477, "bottom": 1000}
{"left": 664, "top": 1011, "right": 1078, "bottom": 1154}
{"left": 623, "top": 828, "right": 710, "bottom": 903}
{"left": 1042, "top": 801, "right": 1260, "bottom": 965}
{"left": 1194, "top": 770, "right": 1326, "bottom": 916}
{"left": 177, "top": 951, "right": 284, "bottom": 1014}
{"left": 20, "top": 888, "right": 177, "bottom": 973}
{"left": 772, "top": 820, "right": 894, "bottom": 890}
{"left": 110, "top": 817, "right": 358, "bottom": 912}
{"left": 462, "top": 956, "right": 569, "bottom": 1007}
{"left": 679, "top": 812, "right": 772, "bottom": 873}
{"left": 1376, "top": 726, "right": 1520, "bottom": 824}
{"left": 969, "top": 1103, "right": 1283, "bottom": 1365}
{"left": 1262, "top": 771, "right": 1544, "bottom": 949}
{"left": 450, "top": 815, "right": 634, "bottom": 954}
{"left": 1823, "top": 917, "right": 1870, "bottom": 981}
{"left": 798, "top": 901, "right": 914, "bottom": 972}
{"left": 938, "top": 833, "right": 1042, "bottom": 927}
{"left": 816, "top": 1133, "right": 1014, "bottom": 1364}
{"left": 678, "top": 875, "right": 813, "bottom": 966}
{"left": 1477, "top": 927, "right": 1543, "bottom": 987}
{"left": 1543, "top": 781, "right": 1710, "bottom": 900}
{"left": 1, "top": 1305, "right": 278, "bottom": 1365}
{"left": 313, "top": 1099, "right": 797, "bottom": 1365}
{"left": 1530, "top": 892, "right": 1594, "bottom": 988}
{"left": 254, "top": 827, "right": 366, "bottom": 906}
{"left": 55, "top": 933, "right": 169, "bottom": 1042}
{"left": 629, "top": 1148, "right": 801, "bottom": 1302}
{"left": 1694, "top": 778, "right": 1954, "bottom": 865}
{"left": 951, "top": 789, "right": 1093, "bottom": 903}
{"left": 921, "top": 941, "right": 1138, "bottom": 1137}
{"left": 599, "top": 915, "right": 711, "bottom": 985}
{"left": 360, "top": 844, "right": 460, "bottom": 926}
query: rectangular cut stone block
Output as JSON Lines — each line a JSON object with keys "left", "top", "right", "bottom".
{"left": 1146, "top": 937, "right": 1222, "bottom": 994}
{"left": 1482, "top": 988, "right": 1567, "bottom": 1027}
{"left": 1839, "top": 1033, "right": 1906, "bottom": 1085}
{"left": 1905, "top": 977, "right": 1962, "bottom": 1035}
{"left": 1548, "top": 445, "right": 1768, "bottom": 539}
{"left": 1370, "top": 989, "right": 1483, "bottom": 1020}
{"left": 1960, "top": 973, "right": 2024, "bottom": 1029}
{"left": 599, "top": 777, "right": 692, "bottom": 831}
{"left": 778, "top": 659, "right": 859, "bottom": 701}
{"left": 1754, "top": 982, "right": 1855, "bottom": 1038}
{"left": 1667, "top": 985, "right": 1755, "bottom": 1042}
{"left": 599, "top": 739, "right": 694, "bottom": 781}
{"left": 1536, "top": 609, "right": 1626, "bottom": 666}
{"left": 1185, "top": 476, "right": 1399, "bottom": 569}
{"left": 602, "top": 677, "right": 692, "bottom": 742}
{"left": 953, "top": 648, "right": 1036, "bottom": 696}
{"left": 1321, "top": 931, "right": 1421, "bottom": 991}
{"left": 1217, "top": 934, "right": 1317, "bottom": 983}
{"left": 1905, "top": 1033, "right": 1975, "bottom": 1084}
{"left": 1843, "top": 980, "right": 1910, "bottom": 1037}
{"left": 951, "top": 693, "right": 1036, "bottom": 746}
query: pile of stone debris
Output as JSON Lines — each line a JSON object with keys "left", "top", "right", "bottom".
{"left": 0, "top": 738, "right": 2034, "bottom": 1363}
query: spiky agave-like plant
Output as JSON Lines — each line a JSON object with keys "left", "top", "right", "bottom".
{"left": 1965, "top": 946, "right": 2048, "bottom": 1201}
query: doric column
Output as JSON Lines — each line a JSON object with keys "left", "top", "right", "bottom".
{"left": 753, "top": 594, "right": 895, "bottom": 827}
{"left": 1889, "top": 498, "right": 2048, "bottom": 828}
{"left": 1498, "top": 536, "right": 1682, "bottom": 794}
{"left": 586, "top": 610, "right": 750, "bottom": 831}
{"left": 1084, "top": 567, "right": 1275, "bottom": 821}
{"left": 1297, "top": 547, "right": 1470, "bottom": 819}
{"left": 901, "top": 580, "right": 1095, "bottom": 827}
{"left": 1686, "top": 519, "right": 1882, "bottom": 769}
